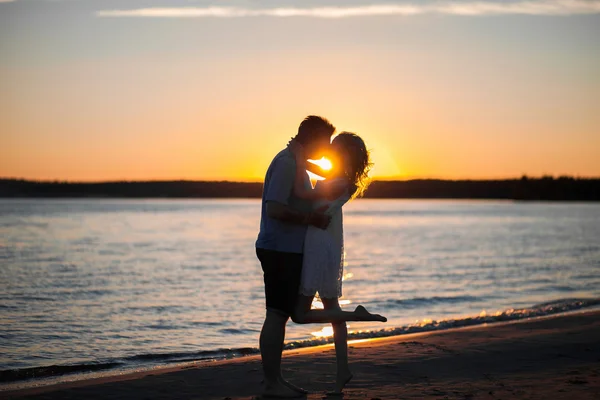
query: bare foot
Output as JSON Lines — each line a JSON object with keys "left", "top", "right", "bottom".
{"left": 354, "top": 305, "right": 387, "bottom": 322}
{"left": 263, "top": 380, "right": 304, "bottom": 398}
{"left": 279, "top": 377, "right": 309, "bottom": 394}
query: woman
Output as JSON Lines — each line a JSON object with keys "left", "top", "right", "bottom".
{"left": 289, "top": 132, "right": 385, "bottom": 394}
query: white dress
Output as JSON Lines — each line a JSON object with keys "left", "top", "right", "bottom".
{"left": 299, "top": 179, "right": 352, "bottom": 299}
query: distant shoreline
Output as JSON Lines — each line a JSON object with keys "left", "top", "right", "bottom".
{"left": 1, "top": 177, "right": 599, "bottom": 201}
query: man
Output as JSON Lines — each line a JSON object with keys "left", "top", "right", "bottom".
{"left": 255, "top": 115, "right": 336, "bottom": 398}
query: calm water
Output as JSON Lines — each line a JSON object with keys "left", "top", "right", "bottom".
{"left": 1, "top": 199, "right": 600, "bottom": 387}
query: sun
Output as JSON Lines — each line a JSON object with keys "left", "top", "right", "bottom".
{"left": 308, "top": 157, "right": 332, "bottom": 171}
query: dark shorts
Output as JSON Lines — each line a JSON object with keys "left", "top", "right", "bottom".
{"left": 256, "top": 248, "right": 303, "bottom": 317}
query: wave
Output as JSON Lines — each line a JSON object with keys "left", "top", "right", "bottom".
{"left": 122, "top": 347, "right": 258, "bottom": 363}
{"left": 0, "top": 363, "right": 122, "bottom": 384}
{"left": 380, "top": 295, "right": 484, "bottom": 309}
{"left": 284, "top": 297, "right": 600, "bottom": 350}
{"left": 2, "top": 297, "right": 599, "bottom": 386}
{"left": 0, "top": 347, "right": 260, "bottom": 384}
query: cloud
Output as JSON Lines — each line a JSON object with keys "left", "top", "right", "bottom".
{"left": 96, "top": 1, "right": 600, "bottom": 18}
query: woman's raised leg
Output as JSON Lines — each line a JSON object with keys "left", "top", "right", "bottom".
{"left": 292, "top": 295, "right": 386, "bottom": 324}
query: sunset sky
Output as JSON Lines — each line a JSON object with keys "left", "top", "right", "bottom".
{"left": 1, "top": 0, "right": 599, "bottom": 182}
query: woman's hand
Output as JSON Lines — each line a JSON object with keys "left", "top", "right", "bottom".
{"left": 287, "top": 139, "right": 306, "bottom": 163}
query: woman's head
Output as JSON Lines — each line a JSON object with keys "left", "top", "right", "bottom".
{"left": 331, "top": 132, "right": 372, "bottom": 198}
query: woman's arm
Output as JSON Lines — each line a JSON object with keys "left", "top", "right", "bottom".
{"left": 287, "top": 140, "right": 320, "bottom": 200}
{"left": 293, "top": 158, "right": 327, "bottom": 200}
{"left": 295, "top": 169, "right": 349, "bottom": 201}
{"left": 290, "top": 147, "right": 345, "bottom": 201}
{"left": 305, "top": 161, "right": 336, "bottom": 180}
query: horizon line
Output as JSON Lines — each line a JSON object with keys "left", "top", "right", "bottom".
{"left": 2, "top": 175, "right": 599, "bottom": 184}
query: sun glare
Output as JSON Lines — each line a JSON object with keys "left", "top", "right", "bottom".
{"left": 308, "top": 157, "right": 332, "bottom": 171}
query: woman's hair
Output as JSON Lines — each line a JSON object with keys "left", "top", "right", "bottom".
{"left": 332, "top": 132, "right": 373, "bottom": 199}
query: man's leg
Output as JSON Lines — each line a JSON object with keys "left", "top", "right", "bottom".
{"left": 260, "top": 310, "right": 287, "bottom": 385}
{"left": 257, "top": 248, "right": 303, "bottom": 398}
{"left": 260, "top": 310, "right": 301, "bottom": 397}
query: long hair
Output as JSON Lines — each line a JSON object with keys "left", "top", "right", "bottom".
{"left": 332, "top": 132, "right": 373, "bottom": 199}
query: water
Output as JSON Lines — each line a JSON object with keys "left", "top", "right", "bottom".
{"left": 1, "top": 199, "right": 599, "bottom": 389}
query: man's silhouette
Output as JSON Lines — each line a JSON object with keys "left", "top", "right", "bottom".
{"left": 255, "top": 115, "right": 335, "bottom": 397}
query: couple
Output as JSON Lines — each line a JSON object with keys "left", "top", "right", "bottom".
{"left": 255, "top": 115, "right": 387, "bottom": 398}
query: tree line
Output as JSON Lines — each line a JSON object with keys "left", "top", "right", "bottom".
{"left": 0, "top": 176, "right": 598, "bottom": 201}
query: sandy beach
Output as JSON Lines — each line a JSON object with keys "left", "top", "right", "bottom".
{"left": 4, "top": 309, "right": 599, "bottom": 399}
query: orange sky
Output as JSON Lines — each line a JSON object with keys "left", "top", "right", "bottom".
{"left": 1, "top": 1, "right": 599, "bottom": 182}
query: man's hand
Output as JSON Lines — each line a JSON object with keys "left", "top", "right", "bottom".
{"left": 307, "top": 204, "right": 331, "bottom": 230}
{"left": 287, "top": 138, "right": 305, "bottom": 162}
{"left": 267, "top": 202, "right": 331, "bottom": 229}
{"left": 307, "top": 212, "right": 331, "bottom": 230}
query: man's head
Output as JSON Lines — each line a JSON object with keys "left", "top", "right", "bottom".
{"left": 295, "top": 115, "right": 335, "bottom": 159}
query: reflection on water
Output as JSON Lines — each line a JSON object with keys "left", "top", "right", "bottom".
{"left": 311, "top": 326, "right": 335, "bottom": 338}
{"left": 311, "top": 298, "right": 352, "bottom": 310}
{"left": 1, "top": 199, "right": 599, "bottom": 380}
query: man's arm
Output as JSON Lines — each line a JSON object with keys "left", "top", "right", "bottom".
{"left": 292, "top": 159, "right": 326, "bottom": 201}
{"left": 266, "top": 201, "right": 329, "bottom": 229}
{"left": 264, "top": 155, "right": 330, "bottom": 229}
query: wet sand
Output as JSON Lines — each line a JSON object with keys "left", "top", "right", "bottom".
{"left": 6, "top": 310, "right": 600, "bottom": 399}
